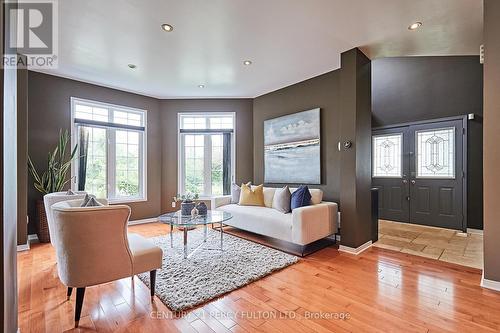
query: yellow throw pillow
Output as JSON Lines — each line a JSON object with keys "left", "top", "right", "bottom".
{"left": 239, "top": 184, "right": 265, "bottom": 206}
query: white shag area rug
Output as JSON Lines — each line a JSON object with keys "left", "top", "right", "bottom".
{"left": 137, "top": 228, "right": 298, "bottom": 311}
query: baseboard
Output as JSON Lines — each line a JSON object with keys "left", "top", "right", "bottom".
{"left": 481, "top": 272, "right": 500, "bottom": 292}
{"left": 17, "top": 241, "right": 30, "bottom": 252}
{"left": 17, "top": 234, "right": 39, "bottom": 252}
{"left": 28, "top": 234, "right": 39, "bottom": 243}
{"left": 128, "top": 217, "right": 158, "bottom": 226}
{"left": 467, "top": 228, "right": 483, "bottom": 235}
{"left": 339, "top": 240, "right": 372, "bottom": 255}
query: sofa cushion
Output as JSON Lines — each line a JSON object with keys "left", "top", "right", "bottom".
{"left": 85, "top": 197, "right": 103, "bottom": 207}
{"left": 252, "top": 185, "right": 275, "bottom": 208}
{"left": 291, "top": 185, "right": 312, "bottom": 210}
{"left": 291, "top": 187, "right": 323, "bottom": 205}
{"left": 272, "top": 186, "right": 291, "bottom": 213}
{"left": 231, "top": 183, "right": 241, "bottom": 204}
{"left": 80, "top": 193, "right": 97, "bottom": 207}
{"left": 217, "top": 204, "right": 293, "bottom": 242}
{"left": 239, "top": 184, "right": 265, "bottom": 207}
{"left": 231, "top": 182, "right": 251, "bottom": 204}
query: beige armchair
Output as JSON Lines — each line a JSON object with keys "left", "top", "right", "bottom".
{"left": 43, "top": 191, "right": 89, "bottom": 246}
{"left": 51, "top": 199, "right": 163, "bottom": 327}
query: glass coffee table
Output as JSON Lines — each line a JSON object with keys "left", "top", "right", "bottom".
{"left": 158, "top": 210, "right": 233, "bottom": 259}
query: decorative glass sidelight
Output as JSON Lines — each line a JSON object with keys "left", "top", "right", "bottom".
{"left": 416, "top": 127, "right": 455, "bottom": 178}
{"left": 372, "top": 134, "right": 403, "bottom": 178}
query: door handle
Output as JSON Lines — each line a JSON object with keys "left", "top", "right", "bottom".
{"left": 411, "top": 180, "right": 416, "bottom": 185}
{"left": 402, "top": 179, "right": 408, "bottom": 184}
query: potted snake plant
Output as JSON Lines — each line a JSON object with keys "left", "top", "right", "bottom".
{"left": 27, "top": 129, "right": 78, "bottom": 243}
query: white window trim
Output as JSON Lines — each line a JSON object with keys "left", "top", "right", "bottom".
{"left": 177, "top": 112, "right": 236, "bottom": 198}
{"left": 70, "top": 97, "right": 148, "bottom": 204}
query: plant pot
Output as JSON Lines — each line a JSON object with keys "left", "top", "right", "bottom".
{"left": 181, "top": 201, "right": 196, "bottom": 216}
{"left": 36, "top": 199, "right": 51, "bottom": 243}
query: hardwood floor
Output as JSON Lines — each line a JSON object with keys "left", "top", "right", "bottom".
{"left": 18, "top": 222, "right": 500, "bottom": 332}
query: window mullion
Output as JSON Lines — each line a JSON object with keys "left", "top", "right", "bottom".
{"left": 204, "top": 134, "right": 212, "bottom": 196}
{"left": 108, "top": 110, "right": 116, "bottom": 199}
{"left": 179, "top": 134, "right": 186, "bottom": 195}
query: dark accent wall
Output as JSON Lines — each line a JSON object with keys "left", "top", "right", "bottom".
{"left": 253, "top": 48, "right": 373, "bottom": 249}
{"left": 253, "top": 70, "right": 341, "bottom": 202}
{"left": 27, "top": 72, "right": 162, "bottom": 233}
{"left": 26, "top": 74, "right": 253, "bottom": 234}
{"left": 159, "top": 99, "right": 253, "bottom": 213}
{"left": 483, "top": 0, "right": 500, "bottom": 283}
{"left": 372, "top": 56, "right": 483, "bottom": 126}
{"left": 372, "top": 56, "right": 484, "bottom": 229}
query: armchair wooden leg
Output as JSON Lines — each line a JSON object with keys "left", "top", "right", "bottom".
{"left": 150, "top": 270, "right": 156, "bottom": 298}
{"left": 74, "top": 287, "right": 86, "bottom": 328}
{"left": 67, "top": 287, "right": 73, "bottom": 300}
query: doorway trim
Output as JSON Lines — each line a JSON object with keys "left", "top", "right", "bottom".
{"left": 373, "top": 114, "right": 469, "bottom": 232}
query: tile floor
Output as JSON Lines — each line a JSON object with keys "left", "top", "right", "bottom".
{"left": 374, "top": 220, "right": 483, "bottom": 269}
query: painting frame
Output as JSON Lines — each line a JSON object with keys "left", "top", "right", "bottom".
{"left": 264, "top": 108, "right": 321, "bottom": 184}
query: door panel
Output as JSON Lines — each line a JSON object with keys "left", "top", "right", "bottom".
{"left": 409, "top": 120, "right": 464, "bottom": 230}
{"left": 372, "top": 127, "right": 410, "bottom": 222}
{"left": 414, "top": 186, "right": 431, "bottom": 213}
{"left": 438, "top": 187, "right": 454, "bottom": 216}
{"left": 389, "top": 186, "right": 403, "bottom": 210}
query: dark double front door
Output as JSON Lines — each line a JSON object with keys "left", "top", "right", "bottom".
{"left": 372, "top": 119, "right": 465, "bottom": 231}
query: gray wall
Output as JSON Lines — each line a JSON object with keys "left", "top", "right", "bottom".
{"left": 27, "top": 72, "right": 163, "bottom": 232}
{"left": 159, "top": 99, "right": 254, "bottom": 212}
{"left": 483, "top": 0, "right": 500, "bottom": 283}
{"left": 26, "top": 73, "right": 253, "bottom": 234}
{"left": 253, "top": 70, "right": 341, "bottom": 202}
{"left": 253, "top": 48, "right": 373, "bottom": 248}
{"left": 372, "top": 56, "right": 484, "bottom": 229}
{"left": 372, "top": 56, "right": 483, "bottom": 126}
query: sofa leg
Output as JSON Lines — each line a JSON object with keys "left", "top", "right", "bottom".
{"left": 74, "top": 287, "right": 86, "bottom": 328}
{"left": 150, "top": 270, "right": 156, "bottom": 298}
{"left": 67, "top": 287, "right": 73, "bottom": 300}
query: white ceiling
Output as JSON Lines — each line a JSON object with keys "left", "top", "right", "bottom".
{"left": 36, "top": 0, "right": 483, "bottom": 98}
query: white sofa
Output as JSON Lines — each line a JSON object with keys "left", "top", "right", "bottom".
{"left": 212, "top": 187, "right": 338, "bottom": 247}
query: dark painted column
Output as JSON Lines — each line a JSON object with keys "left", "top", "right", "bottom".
{"left": 339, "top": 48, "right": 373, "bottom": 249}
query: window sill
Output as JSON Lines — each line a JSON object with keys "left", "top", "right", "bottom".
{"left": 108, "top": 197, "right": 148, "bottom": 205}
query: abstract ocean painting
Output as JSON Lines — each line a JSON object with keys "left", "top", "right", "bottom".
{"left": 264, "top": 108, "right": 321, "bottom": 184}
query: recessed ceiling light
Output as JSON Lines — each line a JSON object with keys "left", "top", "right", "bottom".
{"left": 128, "top": 64, "right": 137, "bottom": 69}
{"left": 408, "top": 22, "right": 422, "bottom": 30}
{"left": 198, "top": 84, "right": 205, "bottom": 88}
{"left": 243, "top": 60, "right": 252, "bottom": 66}
{"left": 161, "top": 23, "right": 174, "bottom": 32}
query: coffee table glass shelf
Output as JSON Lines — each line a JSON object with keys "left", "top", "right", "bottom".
{"left": 158, "top": 210, "right": 233, "bottom": 259}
